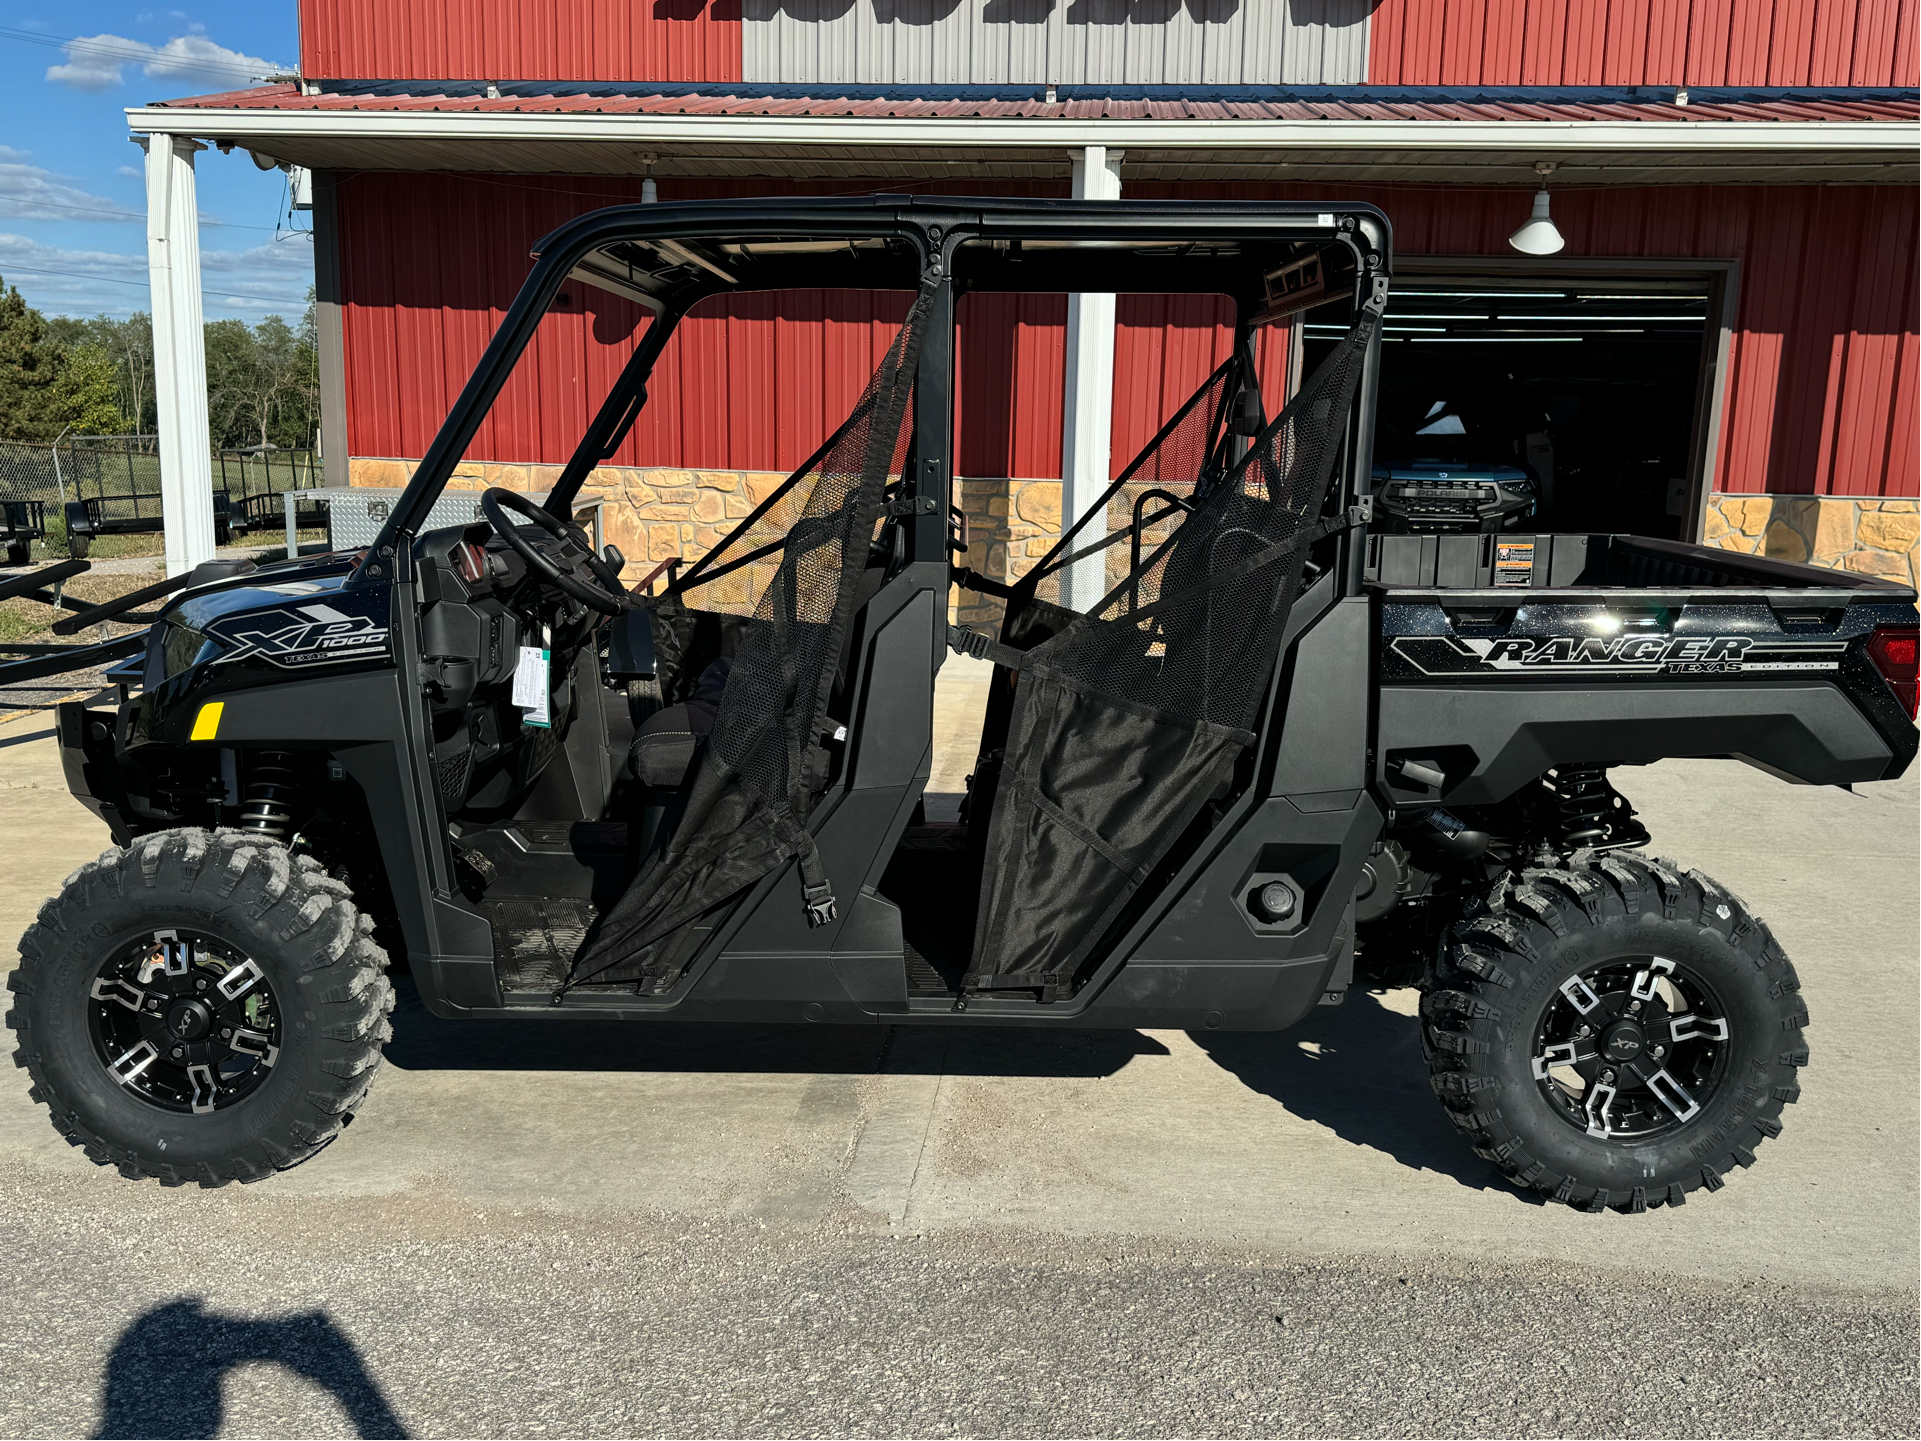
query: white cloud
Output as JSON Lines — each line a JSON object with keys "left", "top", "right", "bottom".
{"left": 0, "top": 232, "right": 314, "bottom": 323}
{"left": 46, "top": 33, "right": 285, "bottom": 94}
{"left": 0, "top": 147, "right": 137, "bottom": 224}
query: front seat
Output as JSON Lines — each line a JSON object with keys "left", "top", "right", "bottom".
{"left": 629, "top": 657, "right": 729, "bottom": 789}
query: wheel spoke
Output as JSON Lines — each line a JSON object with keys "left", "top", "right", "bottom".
{"left": 108, "top": 1040, "right": 159, "bottom": 1087}
{"left": 89, "top": 976, "right": 151, "bottom": 1015}
{"left": 1641, "top": 1066, "right": 1703, "bottom": 1123}
{"left": 1558, "top": 974, "right": 1604, "bottom": 1015}
{"left": 230, "top": 1028, "right": 279, "bottom": 1068}
{"left": 215, "top": 957, "right": 265, "bottom": 1003}
{"left": 1583, "top": 1078, "right": 1620, "bottom": 1138}
{"left": 1668, "top": 1012, "right": 1729, "bottom": 1045}
{"left": 1630, "top": 956, "right": 1675, "bottom": 1002}
{"left": 137, "top": 932, "right": 192, "bottom": 983}
{"left": 1531, "top": 1039, "right": 1592, "bottom": 1080}
{"left": 186, "top": 1063, "right": 218, "bottom": 1114}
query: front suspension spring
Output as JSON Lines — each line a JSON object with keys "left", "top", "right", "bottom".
{"left": 239, "top": 752, "right": 300, "bottom": 841}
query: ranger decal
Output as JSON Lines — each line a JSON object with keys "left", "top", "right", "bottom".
{"left": 1390, "top": 633, "right": 1846, "bottom": 677}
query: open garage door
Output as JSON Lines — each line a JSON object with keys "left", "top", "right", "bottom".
{"left": 1306, "top": 273, "right": 1720, "bottom": 542}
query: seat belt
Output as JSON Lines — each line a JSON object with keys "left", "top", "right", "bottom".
{"left": 945, "top": 502, "right": 1371, "bottom": 672}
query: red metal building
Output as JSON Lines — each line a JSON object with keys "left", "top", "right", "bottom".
{"left": 130, "top": 0, "right": 1919, "bottom": 584}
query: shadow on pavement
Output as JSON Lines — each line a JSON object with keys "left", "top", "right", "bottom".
{"left": 1192, "top": 988, "right": 1533, "bottom": 1200}
{"left": 384, "top": 977, "right": 1169, "bottom": 1078}
{"left": 96, "top": 1298, "right": 406, "bottom": 1439}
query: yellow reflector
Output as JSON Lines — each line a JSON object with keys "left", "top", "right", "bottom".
{"left": 189, "top": 702, "right": 224, "bottom": 741}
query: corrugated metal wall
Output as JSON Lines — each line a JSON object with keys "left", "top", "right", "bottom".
{"left": 741, "top": 0, "right": 1370, "bottom": 85}
{"left": 1366, "top": 0, "right": 1919, "bottom": 86}
{"left": 336, "top": 174, "right": 1916, "bottom": 498}
{"left": 297, "top": 0, "right": 742, "bottom": 82}
{"left": 297, "top": 0, "right": 1914, "bottom": 89}
{"left": 337, "top": 173, "right": 1283, "bottom": 483}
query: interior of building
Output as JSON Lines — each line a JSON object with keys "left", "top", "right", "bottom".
{"left": 1305, "top": 279, "right": 1710, "bottom": 539}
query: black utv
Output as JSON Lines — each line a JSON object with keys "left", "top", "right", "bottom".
{"left": 11, "top": 198, "right": 1917, "bottom": 1213}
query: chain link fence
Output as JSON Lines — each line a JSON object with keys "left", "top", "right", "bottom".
{"left": 0, "top": 436, "right": 323, "bottom": 531}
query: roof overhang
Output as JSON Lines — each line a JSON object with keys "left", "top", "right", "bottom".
{"left": 126, "top": 90, "right": 1920, "bottom": 187}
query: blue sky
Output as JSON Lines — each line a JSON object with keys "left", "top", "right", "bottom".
{"left": 0, "top": 2, "right": 314, "bottom": 324}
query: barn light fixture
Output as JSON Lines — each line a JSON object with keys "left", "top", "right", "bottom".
{"left": 1509, "top": 162, "right": 1565, "bottom": 255}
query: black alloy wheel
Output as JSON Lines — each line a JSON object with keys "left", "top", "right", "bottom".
{"left": 1529, "top": 954, "right": 1729, "bottom": 1142}
{"left": 87, "top": 930, "right": 283, "bottom": 1116}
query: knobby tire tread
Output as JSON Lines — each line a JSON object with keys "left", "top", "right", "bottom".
{"left": 1422, "top": 853, "right": 1807, "bottom": 1214}
{"left": 6, "top": 829, "right": 394, "bottom": 1188}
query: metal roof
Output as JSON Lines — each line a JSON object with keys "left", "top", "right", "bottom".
{"left": 132, "top": 82, "right": 1919, "bottom": 187}
{"left": 156, "top": 80, "right": 1919, "bottom": 125}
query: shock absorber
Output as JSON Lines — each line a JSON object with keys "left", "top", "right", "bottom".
{"left": 1546, "top": 764, "right": 1619, "bottom": 848}
{"left": 239, "top": 752, "right": 300, "bottom": 841}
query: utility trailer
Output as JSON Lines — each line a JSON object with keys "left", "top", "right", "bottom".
{"left": 10, "top": 197, "right": 1917, "bottom": 1212}
{"left": 62, "top": 493, "right": 235, "bottom": 559}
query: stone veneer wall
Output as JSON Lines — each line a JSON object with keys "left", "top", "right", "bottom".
{"left": 351, "top": 457, "right": 790, "bottom": 597}
{"left": 351, "top": 462, "right": 1919, "bottom": 616}
{"left": 1700, "top": 493, "right": 1918, "bottom": 587}
{"left": 350, "top": 457, "right": 1078, "bottom": 620}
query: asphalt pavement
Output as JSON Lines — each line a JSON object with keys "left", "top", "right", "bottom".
{"left": 0, "top": 687, "right": 1915, "bottom": 1437}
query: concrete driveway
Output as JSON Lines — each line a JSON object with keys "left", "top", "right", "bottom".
{"left": 0, "top": 699, "right": 1915, "bottom": 1437}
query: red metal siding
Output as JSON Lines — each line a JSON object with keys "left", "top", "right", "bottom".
{"left": 338, "top": 175, "right": 1916, "bottom": 499}
{"left": 297, "top": 0, "right": 742, "bottom": 83}
{"left": 339, "top": 174, "right": 1280, "bottom": 482}
{"left": 1366, "top": 0, "right": 1921, "bottom": 86}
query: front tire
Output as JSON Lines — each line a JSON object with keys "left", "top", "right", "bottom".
{"left": 1424, "top": 854, "right": 1807, "bottom": 1213}
{"left": 6, "top": 829, "right": 394, "bottom": 1186}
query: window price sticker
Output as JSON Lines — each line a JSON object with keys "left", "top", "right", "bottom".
{"left": 512, "top": 645, "right": 551, "bottom": 728}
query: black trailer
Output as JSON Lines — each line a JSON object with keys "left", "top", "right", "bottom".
{"left": 2, "top": 498, "right": 46, "bottom": 566}
{"left": 10, "top": 197, "right": 1917, "bottom": 1211}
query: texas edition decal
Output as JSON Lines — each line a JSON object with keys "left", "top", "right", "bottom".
{"left": 1390, "top": 632, "right": 1846, "bottom": 677}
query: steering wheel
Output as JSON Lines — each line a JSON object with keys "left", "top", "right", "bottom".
{"left": 479, "top": 487, "right": 627, "bottom": 616}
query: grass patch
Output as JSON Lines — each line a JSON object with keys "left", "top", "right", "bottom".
{"left": 0, "top": 573, "right": 164, "bottom": 646}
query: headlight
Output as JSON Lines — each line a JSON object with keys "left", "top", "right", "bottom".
{"left": 160, "top": 621, "right": 222, "bottom": 679}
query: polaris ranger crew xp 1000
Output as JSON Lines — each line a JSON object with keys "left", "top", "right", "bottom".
{"left": 12, "top": 198, "right": 1918, "bottom": 1212}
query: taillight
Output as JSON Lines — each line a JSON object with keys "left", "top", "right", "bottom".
{"left": 1866, "top": 625, "right": 1919, "bottom": 720}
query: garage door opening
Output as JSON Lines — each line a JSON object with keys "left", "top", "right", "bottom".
{"left": 1308, "top": 278, "right": 1713, "bottom": 541}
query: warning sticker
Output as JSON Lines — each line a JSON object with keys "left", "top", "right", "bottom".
{"left": 1494, "top": 540, "right": 1536, "bottom": 588}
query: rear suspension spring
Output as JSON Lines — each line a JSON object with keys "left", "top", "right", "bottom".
{"left": 240, "top": 752, "right": 300, "bottom": 841}
{"left": 1544, "top": 764, "right": 1643, "bottom": 850}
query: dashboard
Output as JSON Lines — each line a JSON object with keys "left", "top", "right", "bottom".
{"left": 413, "top": 522, "right": 613, "bottom": 817}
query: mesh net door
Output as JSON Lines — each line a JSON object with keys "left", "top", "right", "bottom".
{"left": 568, "top": 285, "right": 934, "bottom": 992}
{"left": 966, "top": 306, "right": 1381, "bottom": 996}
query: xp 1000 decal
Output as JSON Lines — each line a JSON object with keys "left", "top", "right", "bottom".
{"left": 203, "top": 598, "right": 391, "bottom": 670}
{"left": 1390, "top": 631, "right": 1846, "bottom": 678}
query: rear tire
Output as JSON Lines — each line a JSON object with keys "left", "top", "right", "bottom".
{"left": 6, "top": 829, "right": 393, "bottom": 1187}
{"left": 1424, "top": 854, "right": 1806, "bottom": 1213}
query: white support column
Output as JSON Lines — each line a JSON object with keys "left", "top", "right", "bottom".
{"left": 142, "top": 133, "right": 216, "bottom": 577}
{"left": 1060, "top": 145, "right": 1122, "bottom": 614}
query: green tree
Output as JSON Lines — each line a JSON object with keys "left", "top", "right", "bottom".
{"left": 203, "top": 296, "right": 321, "bottom": 451}
{"left": 54, "top": 343, "right": 126, "bottom": 435}
{"left": 0, "top": 275, "right": 70, "bottom": 439}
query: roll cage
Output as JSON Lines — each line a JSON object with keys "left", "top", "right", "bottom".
{"left": 353, "top": 194, "right": 1395, "bottom": 599}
